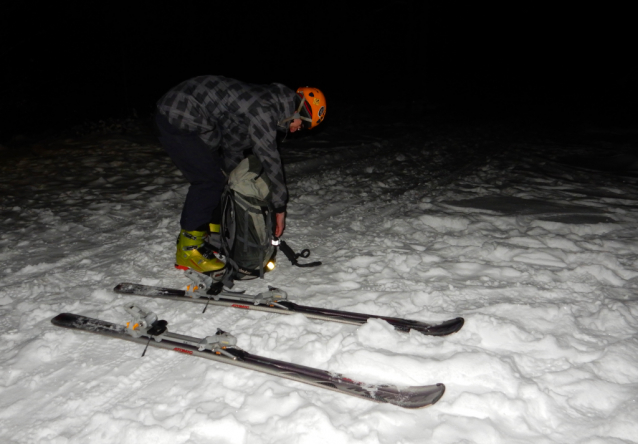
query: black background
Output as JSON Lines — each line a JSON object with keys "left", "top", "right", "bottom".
{"left": 1, "top": 3, "right": 635, "bottom": 142}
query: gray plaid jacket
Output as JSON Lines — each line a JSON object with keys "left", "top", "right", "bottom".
{"left": 157, "top": 75, "right": 297, "bottom": 211}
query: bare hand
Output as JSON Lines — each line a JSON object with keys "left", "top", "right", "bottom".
{"left": 275, "top": 212, "right": 286, "bottom": 238}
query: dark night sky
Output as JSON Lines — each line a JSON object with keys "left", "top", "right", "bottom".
{"left": 1, "top": 3, "right": 635, "bottom": 142}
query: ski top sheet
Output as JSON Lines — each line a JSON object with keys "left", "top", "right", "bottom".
{"left": 51, "top": 312, "right": 445, "bottom": 408}
{"left": 113, "top": 283, "right": 464, "bottom": 336}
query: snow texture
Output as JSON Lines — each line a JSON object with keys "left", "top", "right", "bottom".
{"left": 1, "top": 124, "right": 638, "bottom": 443}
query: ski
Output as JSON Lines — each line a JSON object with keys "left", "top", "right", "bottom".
{"left": 113, "top": 274, "right": 463, "bottom": 336}
{"left": 51, "top": 308, "right": 445, "bottom": 408}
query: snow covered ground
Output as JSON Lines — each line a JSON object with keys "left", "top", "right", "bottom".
{"left": 1, "top": 122, "right": 637, "bottom": 443}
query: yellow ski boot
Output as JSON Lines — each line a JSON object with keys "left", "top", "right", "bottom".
{"left": 175, "top": 229, "right": 226, "bottom": 275}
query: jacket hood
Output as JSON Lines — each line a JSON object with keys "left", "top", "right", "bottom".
{"left": 270, "top": 83, "right": 298, "bottom": 132}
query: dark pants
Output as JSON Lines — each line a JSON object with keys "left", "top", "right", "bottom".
{"left": 155, "top": 113, "right": 225, "bottom": 231}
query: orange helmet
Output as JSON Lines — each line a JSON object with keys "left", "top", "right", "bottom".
{"left": 296, "top": 87, "right": 326, "bottom": 130}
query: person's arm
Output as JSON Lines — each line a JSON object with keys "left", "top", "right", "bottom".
{"left": 248, "top": 113, "right": 288, "bottom": 211}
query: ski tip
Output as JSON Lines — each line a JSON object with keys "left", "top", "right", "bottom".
{"left": 412, "top": 317, "right": 464, "bottom": 336}
{"left": 51, "top": 313, "right": 80, "bottom": 328}
{"left": 418, "top": 382, "right": 446, "bottom": 408}
{"left": 451, "top": 316, "right": 465, "bottom": 332}
{"left": 436, "top": 316, "right": 464, "bottom": 335}
{"left": 388, "top": 383, "right": 446, "bottom": 409}
{"left": 432, "top": 382, "right": 446, "bottom": 405}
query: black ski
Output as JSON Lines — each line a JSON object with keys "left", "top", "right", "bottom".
{"left": 113, "top": 282, "right": 464, "bottom": 336}
{"left": 51, "top": 311, "right": 445, "bottom": 408}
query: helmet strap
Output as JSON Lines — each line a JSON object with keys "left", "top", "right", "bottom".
{"left": 296, "top": 95, "right": 313, "bottom": 123}
{"left": 278, "top": 94, "right": 312, "bottom": 127}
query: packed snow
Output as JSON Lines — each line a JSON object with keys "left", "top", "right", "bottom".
{"left": 1, "top": 122, "right": 637, "bottom": 443}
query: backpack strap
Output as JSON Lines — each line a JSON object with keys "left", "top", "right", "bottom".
{"left": 219, "top": 187, "right": 237, "bottom": 289}
{"left": 278, "top": 240, "right": 322, "bottom": 268}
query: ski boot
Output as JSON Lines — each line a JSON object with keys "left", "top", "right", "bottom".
{"left": 175, "top": 229, "right": 226, "bottom": 277}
